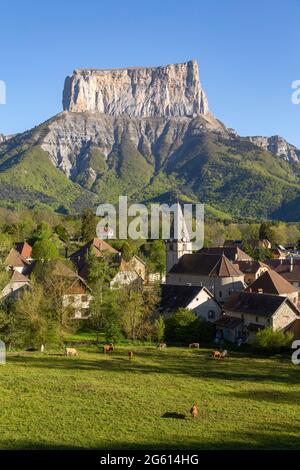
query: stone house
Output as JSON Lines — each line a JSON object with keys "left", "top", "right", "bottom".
{"left": 264, "top": 258, "right": 300, "bottom": 303}
{"left": 234, "top": 260, "right": 269, "bottom": 285}
{"left": 246, "top": 269, "right": 298, "bottom": 306}
{"left": 222, "top": 291, "right": 300, "bottom": 343}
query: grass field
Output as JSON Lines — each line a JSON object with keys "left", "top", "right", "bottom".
{"left": 0, "top": 346, "right": 299, "bottom": 450}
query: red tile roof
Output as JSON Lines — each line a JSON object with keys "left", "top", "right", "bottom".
{"left": 15, "top": 241, "right": 32, "bottom": 259}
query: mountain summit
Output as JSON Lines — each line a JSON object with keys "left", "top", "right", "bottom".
{"left": 0, "top": 60, "right": 300, "bottom": 220}
{"left": 62, "top": 60, "right": 209, "bottom": 117}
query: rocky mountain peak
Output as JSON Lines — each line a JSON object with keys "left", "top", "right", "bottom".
{"left": 247, "top": 135, "right": 300, "bottom": 164}
{"left": 62, "top": 60, "right": 209, "bottom": 117}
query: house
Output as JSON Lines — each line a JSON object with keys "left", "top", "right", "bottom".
{"left": 264, "top": 258, "right": 300, "bottom": 299}
{"left": 245, "top": 239, "right": 272, "bottom": 250}
{"left": 15, "top": 241, "right": 33, "bottom": 260}
{"left": 199, "top": 246, "right": 252, "bottom": 262}
{"left": 161, "top": 284, "right": 222, "bottom": 322}
{"left": 234, "top": 260, "right": 269, "bottom": 285}
{"left": 45, "top": 260, "right": 92, "bottom": 319}
{"left": 110, "top": 258, "right": 144, "bottom": 288}
{"left": 4, "top": 248, "right": 32, "bottom": 274}
{"left": 1, "top": 271, "right": 30, "bottom": 302}
{"left": 214, "top": 314, "right": 245, "bottom": 343}
{"left": 127, "top": 255, "right": 147, "bottom": 281}
{"left": 270, "top": 247, "right": 287, "bottom": 259}
{"left": 283, "top": 318, "right": 300, "bottom": 340}
{"left": 166, "top": 253, "right": 245, "bottom": 303}
{"left": 222, "top": 291, "right": 300, "bottom": 343}
{"left": 223, "top": 239, "right": 272, "bottom": 251}
{"left": 245, "top": 269, "right": 298, "bottom": 305}
{"left": 69, "top": 237, "right": 119, "bottom": 278}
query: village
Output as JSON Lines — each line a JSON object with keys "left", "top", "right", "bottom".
{"left": 1, "top": 205, "right": 300, "bottom": 350}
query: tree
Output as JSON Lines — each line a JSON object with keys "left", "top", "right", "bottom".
{"left": 81, "top": 209, "right": 97, "bottom": 242}
{"left": 32, "top": 221, "right": 52, "bottom": 242}
{"left": 55, "top": 224, "right": 69, "bottom": 243}
{"left": 121, "top": 241, "right": 134, "bottom": 261}
{"left": 259, "top": 222, "right": 275, "bottom": 244}
{"left": 154, "top": 316, "right": 165, "bottom": 343}
{"left": 165, "top": 308, "right": 197, "bottom": 344}
{"left": 121, "top": 284, "right": 159, "bottom": 341}
{"left": 10, "top": 282, "right": 55, "bottom": 349}
{"left": 148, "top": 240, "right": 166, "bottom": 275}
{"left": 87, "top": 251, "right": 118, "bottom": 289}
{"left": 32, "top": 239, "right": 59, "bottom": 260}
{"left": 0, "top": 233, "right": 12, "bottom": 262}
{"left": 90, "top": 287, "right": 123, "bottom": 343}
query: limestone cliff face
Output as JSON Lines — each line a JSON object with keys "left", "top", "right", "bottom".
{"left": 62, "top": 60, "right": 209, "bottom": 117}
{"left": 247, "top": 135, "right": 300, "bottom": 164}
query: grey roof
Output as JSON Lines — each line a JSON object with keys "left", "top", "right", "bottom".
{"left": 169, "top": 253, "right": 243, "bottom": 277}
{"left": 224, "top": 291, "right": 299, "bottom": 318}
{"left": 161, "top": 284, "right": 212, "bottom": 311}
{"left": 214, "top": 314, "right": 243, "bottom": 329}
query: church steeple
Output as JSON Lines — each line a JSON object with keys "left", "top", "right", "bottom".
{"left": 165, "top": 203, "right": 193, "bottom": 273}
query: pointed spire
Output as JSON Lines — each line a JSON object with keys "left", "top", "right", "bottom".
{"left": 170, "top": 202, "right": 191, "bottom": 242}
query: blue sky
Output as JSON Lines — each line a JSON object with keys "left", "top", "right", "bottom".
{"left": 0, "top": 0, "right": 299, "bottom": 146}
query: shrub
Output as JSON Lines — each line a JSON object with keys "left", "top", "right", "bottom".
{"left": 253, "top": 327, "right": 293, "bottom": 352}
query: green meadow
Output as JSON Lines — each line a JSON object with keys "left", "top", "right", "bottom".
{"left": 0, "top": 346, "right": 299, "bottom": 450}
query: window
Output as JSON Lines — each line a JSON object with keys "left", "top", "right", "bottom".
{"left": 81, "top": 295, "right": 88, "bottom": 302}
{"left": 219, "top": 291, "right": 222, "bottom": 298}
{"left": 208, "top": 310, "right": 215, "bottom": 320}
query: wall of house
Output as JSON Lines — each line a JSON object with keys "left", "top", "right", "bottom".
{"left": 165, "top": 273, "right": 245, "bottom": 302}
{"left": 272, "top": 303, "right": 299, "bottom": 331}
{"left": 63, "top": 293, "right": 92, "bottom": 319}
{"left": 225, "top": 309, "right": 272, "bottom": 328}
{"left": 130, "top": 257, "right": 146, "bottom": 280}
{"left": 187, "top": 290, "right": 222, "bottom": 322}
{"left": 110, "top": 270, "right": 140, "bottom": 288}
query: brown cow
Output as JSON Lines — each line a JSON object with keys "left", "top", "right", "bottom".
{"left": 190, "top": 404, "right": 198, "bottom": 419}
{"left": 65, "top": 348, "right": 78, "bottom": 357}
{"left": 189, "top": 343, "right": 200, "bottom": 349}
{"left": 128, "top": 351, "right": 134, "bottom": 360}
{"left": 212, "top": 350, "right": 222, "bottom": 359}
{"left": 103, "top": 343, "right": 114, "bottom": 353}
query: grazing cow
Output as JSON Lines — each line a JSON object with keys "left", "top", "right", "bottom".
{"left": 212, "top": 350, "right": 222, "bottom": 359}
{"left": 190, "top": 404, "right": 198, "bottom": 419}
{"left": 157, "top": 343, "right": 167, "bottom": 350}
{"left": 189, "top": 343, "right": 200, "bottom": 349}
{"left": 103, "top": 344, "right": 114, "bottom": 353}
{"left": 221, "top": 349, "right": 228, "bottom": 359}
{"left": 128, "top": 351, "right": 134, "bottom": 360}
{"left": 65, "top": 348, "right": 78, "bottom": 357}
